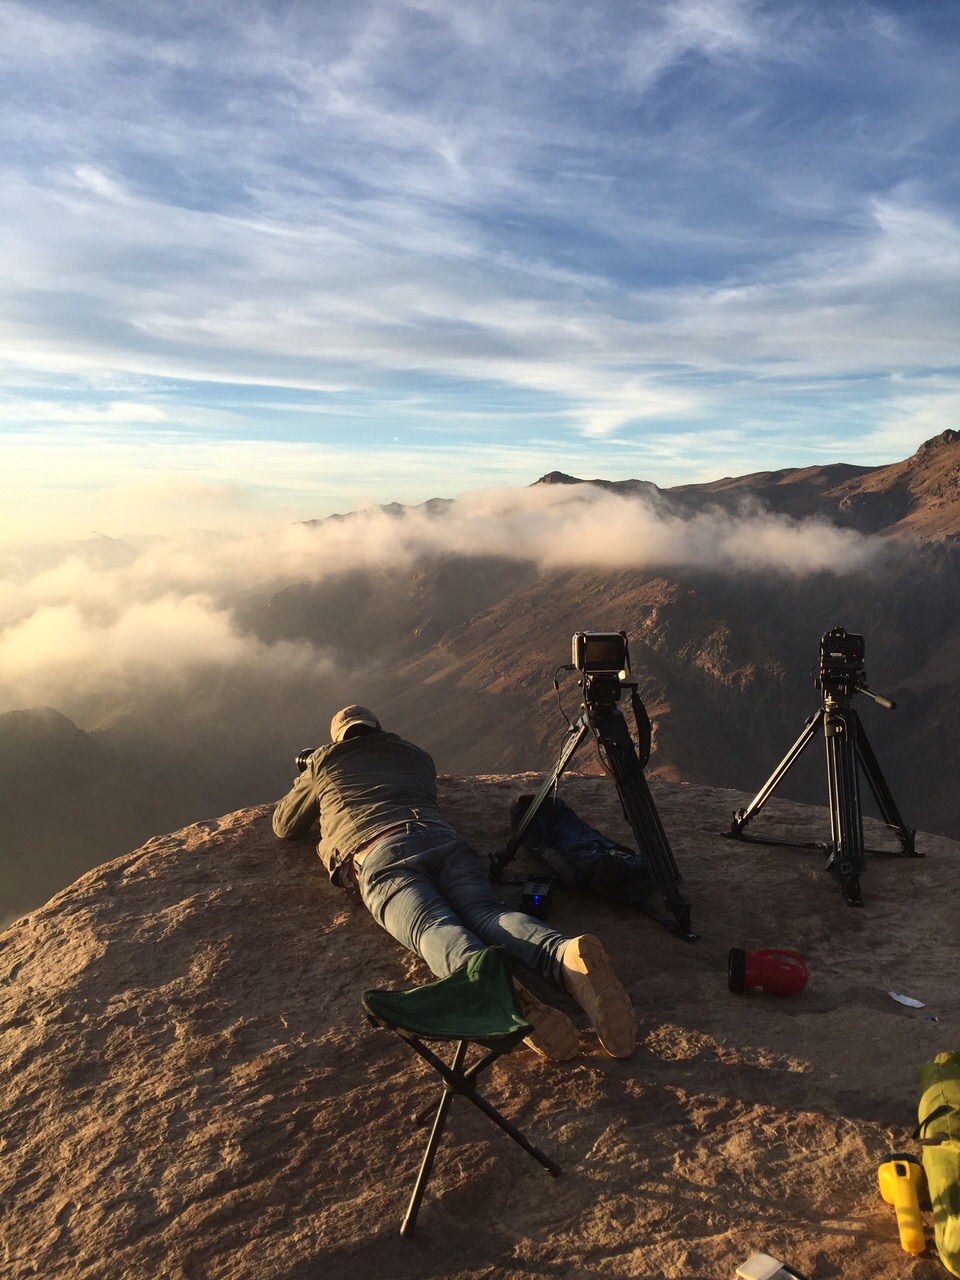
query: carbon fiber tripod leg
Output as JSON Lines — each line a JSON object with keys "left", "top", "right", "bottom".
{"left": 853, "top": 716, "right": 917, "bottom": 855}
{"left": 823, "top": 707, "right": 865, "bottom": 906}
{"left": 589, "top": 706, "right": 693, "bottom": 937}
{"left": 730, "top": 712, "right": 822, "bottom": 835}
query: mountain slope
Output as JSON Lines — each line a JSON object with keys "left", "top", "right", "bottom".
{"left": 665, "top": 427, "right": 960, "bottom": 536}
{"left": 246, "top": 434, "right": 960, "bottom": 836}
{"left": 0, "top": 708, "right": 187, "bottom": 926}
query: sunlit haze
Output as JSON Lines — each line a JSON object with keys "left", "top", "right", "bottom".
{"left": 2, "top": 0, "right": 960, "bottom": 541}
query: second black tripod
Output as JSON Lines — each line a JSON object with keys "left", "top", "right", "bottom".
{"left": 491, "top": 631, "right": 695, "bottom": 941}
{"left": 728, "top": 626, "right": 919, "bottom": 906}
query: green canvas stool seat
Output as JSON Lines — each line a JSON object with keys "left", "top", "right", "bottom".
{"left": 362, "top": 947, "right": 562, "bottom": 1236}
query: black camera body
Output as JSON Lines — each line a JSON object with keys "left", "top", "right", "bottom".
{"left": 816, "top": 626, "right": 865, "bottom": 694}
{"left": 572, "top": 630, "right": 632, "bottom": 711}
{"left": 572, "top": 630, "right": 629, "bottom": 675}
{"left": 296, "top": 748, "right": 317, "bottom": 773}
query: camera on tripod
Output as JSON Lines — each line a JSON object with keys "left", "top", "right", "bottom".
{"left": 494, "top": 629, "right": 694, "bottom": 940}
{"left": 571, "top": 631, "right": 634, "bottom": 709}
{"left": 572, "top": 630, "right": 629, "bottom": 676}
{"left": 729, "top": 623, "right": 917, "bottom": 906}
{"left": 816, "top": 626, "right": 865, "bottom": 695}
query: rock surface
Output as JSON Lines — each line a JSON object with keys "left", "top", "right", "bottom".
{"left": 2, "top": 776, "right": 957, "bottom": 1280}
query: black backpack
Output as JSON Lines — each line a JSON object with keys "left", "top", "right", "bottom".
{"left": 508, "top": 794, "right": 657, "bottom": 907}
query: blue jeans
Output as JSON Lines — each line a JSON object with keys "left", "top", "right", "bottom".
{"left": 357, "top": 820, "right": 569, "bottom": 986}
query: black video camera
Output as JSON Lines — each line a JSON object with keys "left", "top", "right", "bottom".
{"left": 816, "top": 626, "right": 865, "bottom": 693}
{"left": 572, "top": 630, "right": 629, "bottom": 675}
{"left": 571, "top": 630, "right": 631, "bottom": 711}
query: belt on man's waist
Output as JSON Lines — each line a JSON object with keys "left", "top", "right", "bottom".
{"left": 349, "top": 821, "right": 410, "bottom": 868}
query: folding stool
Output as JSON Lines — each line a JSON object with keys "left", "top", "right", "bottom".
{"left": 362, "top": 946, "right": 562, "bottom": 1236}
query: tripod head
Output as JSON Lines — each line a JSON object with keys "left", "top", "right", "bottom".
{"left": 572, "top": 631, "right": 651, "bottom": 766}
{"left": 815, "top": 626, "right": 896, "bottom": 711}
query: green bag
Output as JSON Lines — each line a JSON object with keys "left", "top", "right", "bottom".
{"left": 917, "top": 1051, "right": 960, "bottom": 1277}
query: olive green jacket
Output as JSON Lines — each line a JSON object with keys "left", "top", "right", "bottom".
{"left": 272, "top": 731, "right": 443, "bottom": 883}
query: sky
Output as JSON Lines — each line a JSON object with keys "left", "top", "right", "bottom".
{"left": 3, "top": 0, "right": 960, "bottom": 541}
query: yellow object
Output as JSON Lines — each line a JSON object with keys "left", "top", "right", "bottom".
{"left": 917, "top": 1050, "right": 960, "bottom": 1278}
{"left": 878, "top": 1153, "right": 926, "bottom": 1255}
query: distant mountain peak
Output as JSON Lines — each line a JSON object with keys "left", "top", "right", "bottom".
{"left": 0, "top": 705, "right": 83, "bottom": 737}
{"left": 914, "top": 428, "right": 959, "bottom": 456}
{"left": 534, "top": 471, "right": 585, "bottom": 486}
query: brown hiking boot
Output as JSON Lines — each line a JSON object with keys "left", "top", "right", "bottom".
{"left": 512, "top": 982, "right": 580, "bottom": 1061}
{"left": 559, "top": 934, "right": 636, "bottom": 1058}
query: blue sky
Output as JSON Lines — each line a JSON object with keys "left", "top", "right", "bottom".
{"left": 3, "top": 0, "right": 960, "bottom": 539}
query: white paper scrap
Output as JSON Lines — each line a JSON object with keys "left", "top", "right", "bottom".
{"left": 888, "top": 992, "right": 925, "bottom": 1008}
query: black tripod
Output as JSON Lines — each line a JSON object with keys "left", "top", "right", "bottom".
{"left": 491, "top": 653, "right": 695, "bottom": 941}
{"left": 728, "top": 627, "right": 918, "bottom": 907}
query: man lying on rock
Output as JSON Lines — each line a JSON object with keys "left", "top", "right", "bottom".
{"left": 272, "top": 704, "right": 636, "bottom": 1061}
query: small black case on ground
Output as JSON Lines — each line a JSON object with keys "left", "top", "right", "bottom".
{"left": 520, "top": 878, "right": 553, "bottom": 919}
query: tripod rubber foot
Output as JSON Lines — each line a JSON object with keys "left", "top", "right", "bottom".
{"left": 840, "top": 875, "right": 864, "bottom": 907}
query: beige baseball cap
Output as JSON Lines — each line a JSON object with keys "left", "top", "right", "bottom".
{"left": 330, "top": 705, "right": 381, "bottom": 743}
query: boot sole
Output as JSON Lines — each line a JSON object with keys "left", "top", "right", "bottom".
{"left": 513, "top": 983, "right": 581, "bottom": 1061}
{"left": 560, "top": 935, "right": 636, "bottom": 1059}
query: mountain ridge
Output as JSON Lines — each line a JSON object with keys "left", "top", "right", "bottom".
{"left": 531, "top": 428, "right": 960, "bottom": 538}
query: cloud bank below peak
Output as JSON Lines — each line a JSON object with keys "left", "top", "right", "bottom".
{"left": 0, "top": 481, "right": 883, "bottom": 726}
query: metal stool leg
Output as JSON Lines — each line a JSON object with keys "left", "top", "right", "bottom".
{"left": 399, "top": 1038, "right": 561, "bottom": 1236}
{"left": 400, "top": 1041, "right": 467, "bottom": 1237}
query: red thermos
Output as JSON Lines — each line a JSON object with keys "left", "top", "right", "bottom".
{"left": 728, "top": 947, "right": 808, "bottom": 995}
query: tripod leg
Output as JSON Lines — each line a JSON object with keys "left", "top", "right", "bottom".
{"left": 823, "top": 707, "right": 865, "bottom": 907}
{"left": 730, "top": 712, "right": 823, "bottom": 836}
{"left": 589, "top": 707, "right": 694, "bottom": 939}
{"left": 492, "top": 719, "right": 590, "bottom": 879}
{"left": 853, "top": 717, "right": 918, "bottom": 856}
